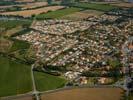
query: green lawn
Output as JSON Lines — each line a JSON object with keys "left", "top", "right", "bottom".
{"left": 0, "top": 56, "right": 32, "bottom": 97}
{"left": 71, "top": 3, "right": 116, "bottom": 12}
{"left": 36, "top": 7, "right": 82, "bottom": 19}
{"left": 34, "top": 71, "right": 66, "bottom": 91}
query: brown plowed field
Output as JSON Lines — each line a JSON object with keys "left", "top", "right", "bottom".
{"left": 0, "top": 6, "right": 65, "bottom": 17}
{"left": 41, "top": 88, "right": 123, "bottom": 100}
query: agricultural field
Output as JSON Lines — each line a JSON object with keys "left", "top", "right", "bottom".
{"left": 0, "top": 38, "right": 13, "bottom": 53}
{"left": 36, "top": 7, "right": 81, "bottom": 19}
{"left": 3, "top": 26, "right": 24, "bottom": 37}
{"left": 0, "top": 6, "right": 65, "bottom": 17}
{"left": 110, "top": 3, "right": 133, "bottom": 8}
{"left": 0, "top": 20, "right": 32, "bottom": 37}
{"left": 0, "top": 56, "right": 32, "bottom": 97}
{"left": 9, "top": 39, "right": 30, "bottom": 52}
{"left": 21, "top": 2, "right": 48, "bottom": 10}
{"left": 0, "top": 37, "right": 31, "bottom": 55}
{"left": 41, "top": 88, "right": 123, "bottom": 100}
{"left": 8, "top": 39, "right": 34, "bottom": 62}
{"left": 0, "top": 2, "right": 48, "bottom": 12}
{"left": 0, "top": 37, "right": 35, "bottom": 63}
{"left": 62, "top": 9, "right": 103, "bottom": 20}
{"left": 34, "top": 71, "right": 67, "bottom": 91}
{"left": 0, "top": 5, "right": 21, "bottom": 12}
{"left": 0, "top": 0, "right": 17, "bottom": 6}
{"left": 128, "top": 92, "right": 133, "bottom": 100}
{"left": 0, "top": 20, "right": 31, "bottom": 30}
{"left": 0, "top": 5, "right": 14, "bottom": 9}
{"left": 90, "top": 1, "right": 119, "bottom": 4}
{"left": 131, "top": 93, "right": 133, "bottom": 100}
{"left": 15, "top": 0, "right": 34, "bottom": 3}
{"left": 11, "top": 28, "right": 32, "bottom": 37}
{"left": 71, "top": 3, "right": 117, "bottom": 12}
{"left": 13, "top": 95, "right": 33, "bottom": 100}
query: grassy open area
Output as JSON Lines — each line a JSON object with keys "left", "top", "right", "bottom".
{"left": 62, "top": 9, "right": 103, "bottom": 20}
{"left": 110, "top": 3, "right": 133, "bottom": 8}
{"left": 0, "top": 0, "right": 17, "bottom": 6}
{"left": 129, "top": 92, "right": 133, "bottom": 100}
{"left": 0, "top": 56, "right": 32, "bottom": 97}
{"left": 131, "top": 93, "right": 133, "bottom": 100}
{"left": 71, "top": 3, "right": 116, "bottom": 12}
{"left": 0, "top": 38, "right": 30, "bottom": 54}
{"left": 41, "top": 87, "right": 123, "bottom": 100}
{"left": 0, "top": 20, "right": 32, "bottom": 37}
{"left": 0, "top": 37, "right": 12, "bottom": 53}
{"left": 9, "top": 39, "right": 30, "bottom": 52}
{"left": 11, "top": 28, "right": 32, "bottom": 37}
{"left": 0, "top": 37, "right": 35, "bottom": 63}
{"left": 36, "top": 7, "right": 82, "bottom": 19}
{"left": 34, "top": 71, "right": 67, "bottom": 91}
{"left": 7, "top": 39, "right": 33, "bottom": 62}
{"left": 0, "top": 20, "right": 32, "bottom": 31}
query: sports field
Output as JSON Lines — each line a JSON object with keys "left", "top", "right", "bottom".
{"left": 36, "top": 7, "right": 81, "bottom": 19}
{"left": 0, "top": 56, "right": 32, "bottom": 97}
{"left": 41, "top": 87, "right": 123, "bottom": 100}
{"left": 34, "top": 71, "right": 67, "bottom": 91}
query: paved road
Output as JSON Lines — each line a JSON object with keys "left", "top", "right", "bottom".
{"left": 31, "top": 64, "right": 40, "bottom": 100}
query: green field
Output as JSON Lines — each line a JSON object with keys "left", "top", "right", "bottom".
{"left": 11, "top": 28, "right": 32, "bottom": 37}
{"left": 9, "top": 39, "right": 30, "bottom": 52}
{"left": 34, "top": 71, "right": 66, "bottom": 91}
{"left": 0, "top": 56, "right": 32, "bottom": 97}
{"left": 0, "top": 0, "right": 17, "bottom": 6}
{"left": 129, "top": 92, "right": 133, "bottom": 100}
{"left": 8, "top": 39, "right": 33, "bottom": 62}
{"left": 0, "top": 37, "right": 35, "bottom": 63}
{"left": 71, "top": 3, "right": 116, "bottom": 11}
{"left": 0, "top": 20, "right": 32, "bottom": 33}
{"left": 0, "top": 20, "right": 32, "bottom": 37}
{"left": 36, "top": 7, "right": 82, "bottom": 19}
